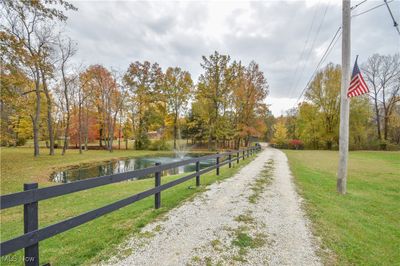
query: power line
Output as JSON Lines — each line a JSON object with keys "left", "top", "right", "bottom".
{"left": 351, "top": 0, "right": 368, "bottom": 10}
{"left": 352, "top": 0, "right": 394, "bottom": 18}
{"left": 383, "top": 0, "right": 400, "bottom": 35}
{"left": 291, "top": 0, "right": 395, "bottom": 110}
{"left": 291, "top": 2, "right": 331, "bottom": 99}
{"left": 295, "top": 26, "right": 342, "bottom": 105}
{"left": 287, "top": 3, "right": 320, "bottom": 98}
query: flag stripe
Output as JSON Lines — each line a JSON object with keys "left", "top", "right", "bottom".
{"left": 347, "top": 61, "right": 369, "bottom": 98}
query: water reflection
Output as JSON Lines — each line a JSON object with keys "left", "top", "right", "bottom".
{"left": 51, "top": 154, "right": 214, "bottom": 183}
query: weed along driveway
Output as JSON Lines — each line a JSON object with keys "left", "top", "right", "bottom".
{"left": 105, "top": 147, "right": 321, "bottom": 266}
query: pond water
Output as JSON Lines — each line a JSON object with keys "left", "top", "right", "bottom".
{"left": 50, "top": 153, "right": 215, "bottom": 183}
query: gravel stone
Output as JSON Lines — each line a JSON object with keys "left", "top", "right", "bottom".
{"left": 103, "top": 146, "right": 322, "bottom": 266}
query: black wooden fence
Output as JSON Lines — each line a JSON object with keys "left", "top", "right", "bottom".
{"left": 0, "top": 145, "right": 261, "bottom": 265}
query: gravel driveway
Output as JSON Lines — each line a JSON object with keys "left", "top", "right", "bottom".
{"left": 104, "top": 147, "right": 321, "bottom": 266}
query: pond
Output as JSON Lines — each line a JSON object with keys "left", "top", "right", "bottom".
{"left": 50, "top": 153, "right": 215, "bottom": 183}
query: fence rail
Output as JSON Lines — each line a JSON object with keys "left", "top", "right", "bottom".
{"left": 0, "top": 145, "right": 261, "bottom": 265}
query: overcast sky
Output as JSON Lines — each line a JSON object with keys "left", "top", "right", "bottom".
{"left": 64, "top": 0, "right": 400, "bottom": 116}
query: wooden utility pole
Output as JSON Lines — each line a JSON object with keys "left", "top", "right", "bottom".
{"left": 337, "top": 0, "right": 351, "bottom": 194}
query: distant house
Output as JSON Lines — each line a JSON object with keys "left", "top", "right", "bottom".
{"left": 147, "top": 130, "right": 163, "bottom": 139}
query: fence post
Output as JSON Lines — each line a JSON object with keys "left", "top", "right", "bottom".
{"left": 216, "top": 153, "right": 220, "bottom": 175}
{"left": 196, "top": 161, "right": 200, "bottom": 186}
{"left": 155, "top": 162, "right": 161, "bottom": 209}
{"left": 243, "top": 150, "right": 245, "bottom": 159}
{"left": 237, "top": 151, "right": 240, "bottom": 164}
{"left": 228, "top": 152, "right": 232, "bottom": 168}
{"left": 24, "top": 183, "right": 39, "bottom": 266}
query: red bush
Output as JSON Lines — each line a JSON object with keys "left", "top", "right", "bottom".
{"left": 288, "top": 139, "right": 304, "bottom": 150}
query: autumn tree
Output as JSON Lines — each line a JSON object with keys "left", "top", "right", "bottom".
{"left": 272, "top": 118, "right": 288, "bottom": 146}
{"left": 123, "top": 61, "right": 163, "bottom": 150}
{"left": 285, "top": 108, "right": 298, "bottom": 140}
{"left": 0, "top": 66, "right": 33, "bottom": 146}
{"left": 388, "top": 103, "right": 400, "bottom": 144}
{"left": 79, "top": 65, "right": 120, "bottom": 151}
{"left": 163, "top": 67, "right": 193, "bottom": 149}
{"left": 296, "top": 102, "right": 321, "bottom": 149}
{"left": 197, "top": 51, "right": 232, "bottom": 150}
{"left": 349, "top": 96, "right": 373, "bottom": 149}
{"left": 1, "top": 0, "right": 76, "bottom": 156}
{"left": 305, "top": 63, "right": 341, "bottom": 149}
{"left": 185, "top": 100, "right": 210, "bottom": 145}
{"left": 231, "top": 61, "right": 269, "bottom": 148}
{"left": 106, "top": 71, "right": 125, "bottom": 152}
{"left": 58, "top": 37, "right": 77, "bottom": 155}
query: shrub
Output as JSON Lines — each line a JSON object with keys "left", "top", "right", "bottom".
{"left": 16, "top": 138, "right": 27, "bottom": 146}
{"left": 149, "top": 139, "right": 170, "bottom": 151}
{"left": 288, "top": 139, "right": 304, "bottom": 150}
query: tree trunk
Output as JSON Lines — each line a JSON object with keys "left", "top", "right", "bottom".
{"left": 99, "top": 127, "right": 103, "bottom": 147}
{"left": 33, "top": 69, "right": 41, "bottom": 157}
{"left": 118, "top": 116, "right": 121, "bottom": 150}
{"left": 374, "top": 97, "right": 382, "bottom": 140}
{"left": 173, "top": 123, "right": 177, "bottom": 149}
{"left": 41, "top": 71, "right": 54, "bottom": 155}
{"left": 61, "top": 71, "right": 71, "bottom": 155}
{"left": 14, "top": 117, "right": 20, "bottom": 147}
{"left": 78, "top": 102, "right": 83, "bottom": 154}
{"left": 384, "top": 115, "right": 389, "bottom": 140}
{"left": 235, "top": 138, "right": 241, "bottom": 150}
{"left": 84, "top": 104, "right": 89, "bottom": 151}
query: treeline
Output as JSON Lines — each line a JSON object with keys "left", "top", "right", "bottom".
{"left": 271, "top": 54, "right": 400, "bottom": 150}
{"left": 0, "top": 1, "right": 269, "bottom": 156}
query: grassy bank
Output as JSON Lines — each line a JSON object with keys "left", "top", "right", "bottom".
{"left": 0, "top": 147, "right": 256, "bottom": 265}
{"left": 284, "top": 150, "right": 400, "bottom": 265}
{"left": 0, "top": 147, "right": 199, "bottom": 194}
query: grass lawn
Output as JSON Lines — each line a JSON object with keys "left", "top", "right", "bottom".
{"left": 0, "top": 147, "right": 197, "bottom": 194}
{"left": 284, "top": 150, "right": 400, "bottom": 266}
{"left": 0, "top": 147, "right": 255, "bottom": 265}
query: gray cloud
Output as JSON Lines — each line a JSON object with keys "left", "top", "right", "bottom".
{"left": 63, "top": 0, "right": 400, "bottom": 114}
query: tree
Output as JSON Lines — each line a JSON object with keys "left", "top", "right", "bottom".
{"left": 363, "top": 53, "right": 400, "bottom": 141}
{"left": 58, "top": 37, "right": 77, "bottom": 155}
{"left": 106, "top": 71, "right": 125, "bottom": 152}
{"left": 80, "top": 65, "right": 119, "bottom": 151}
{"left": 349, "top": 96, "right": 372, "bottom": 149}
{"left": 272, "top": 119, "right": 288, "bottom": 145}
{"left": 123, "top": 61, "right": 163, "bottom": 150}
{"left": 185, "top": 101, "right": 209, "bottom": 145}
{"left": 1, "top": 0, "right": 76, "bottom": 156}
{"left": 305, "top": 63, "right": 341, "bottom": 149}
{"left": 231, "top": 61, "right": 269, "bottom": 147}
{"left": 388, "top": 103, "right": 400, "bottom": 144}
{"left": 263, "top": 110, "right": 275, "bottom": 142}
{"left": 0, "top": 67, "right": 33, "bottom": 146}
{"left": 163, "top": 67, "right": 193, "bottom": 149}
{"left": 285, "top": 108, "right": 298, "bottom": 140}
{"left": 296, "top": 102, "right": 321, "bottom": 149}
{"left": 197, "top": 51, "right": 232, "bottom": 150}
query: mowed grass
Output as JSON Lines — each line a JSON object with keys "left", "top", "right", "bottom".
{"left": 284, "top": 150, "right": 400, "bottom": 266}
{"left": 0, "top": 147, "right": 178, "bottom": 194}
{"left": 0, "top": 147, "right": 255, "bottom": 265}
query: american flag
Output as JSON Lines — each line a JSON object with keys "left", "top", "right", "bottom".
{"left": 347, "top": 57, "right": 369, "bottom": 98}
